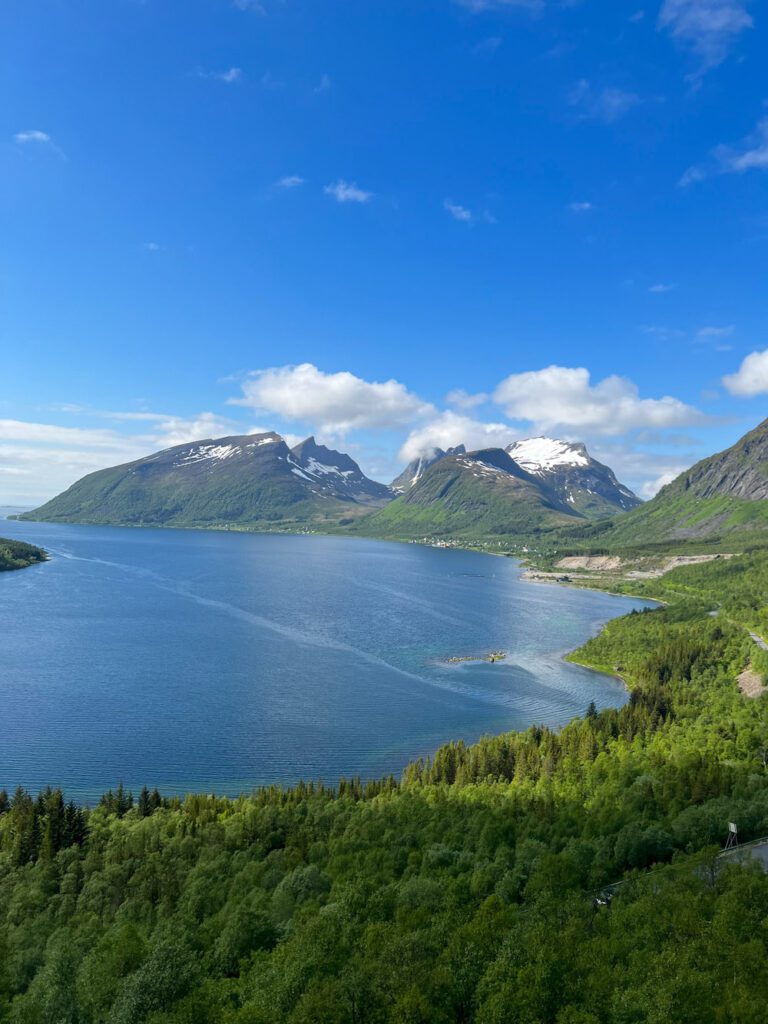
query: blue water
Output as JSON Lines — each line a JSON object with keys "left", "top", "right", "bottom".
{"left": 0, "top": 519, "right": 654, "bottom": 800}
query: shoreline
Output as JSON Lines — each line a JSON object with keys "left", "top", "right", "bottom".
{"left": 1, "top": 517, "right": 663, "bottom": 798}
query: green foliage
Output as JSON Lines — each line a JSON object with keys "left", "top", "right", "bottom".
{"left": 0, "top": 538, "right": 46, "bottom": 572}
{"left": 4, "top": 554, "right": 768, "bottom": 1020}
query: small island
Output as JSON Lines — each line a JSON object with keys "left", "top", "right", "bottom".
{"left": 447, "top": 650, "right": 507, "bottom": 664}
{"left": 0, "top": 537, "right": 47, "bottom": 572}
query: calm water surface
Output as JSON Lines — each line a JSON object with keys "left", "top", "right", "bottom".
{"left": 0, "top": 519, "right": 654, "bottom": 799}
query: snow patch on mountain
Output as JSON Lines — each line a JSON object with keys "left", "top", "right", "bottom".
{"left": 177, "top": 444, "right": 241, "bottom": 466}
{"left": 506, "top": 437, "right": 589, "bottom": 473}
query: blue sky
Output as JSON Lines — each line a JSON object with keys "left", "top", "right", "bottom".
{"left": 2, "top": 0, "right": 767, "bottom": 504}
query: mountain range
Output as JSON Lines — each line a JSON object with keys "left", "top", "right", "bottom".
{"left": 19, "top": 432, "right": 641, "bottom": 537}
{"left": 18, "top": 433, "right": 390, "bottom": 531}
{"left": 17, "top": 420, "right": 768, "bottom": 547}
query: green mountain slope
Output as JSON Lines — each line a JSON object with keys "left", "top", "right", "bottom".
{"left": 358, "top": 447, "right": 582, "bottom": 539}
{"left": 18, "top": 433, "right": 389, "bottom": 530}
{"left": 589, "top": 417, "right": 768, "bottom": 549}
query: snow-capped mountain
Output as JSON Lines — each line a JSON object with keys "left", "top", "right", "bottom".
{"left": 391, "top": 445, "right": 466, "bottom": 493}
{"left": 22, "top": 432, "right": 391, "bottom": 529}
{"left": 505, "top": 437, "right": 641, "bottom": 517}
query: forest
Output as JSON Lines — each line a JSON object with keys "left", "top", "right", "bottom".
{"left": 0, "top": 538, "right": 46, "bottom": 572}
{"left": 2, "top": 552, "right": 768, "bottom": 1022}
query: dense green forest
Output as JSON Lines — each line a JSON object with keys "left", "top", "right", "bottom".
{"left": 0, "top": 537, "right": 46, "bottom": 572}
{"left": 3, "top": 554, "right": 768, "bottom": 1021}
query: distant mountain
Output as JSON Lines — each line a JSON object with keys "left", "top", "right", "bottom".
{"left": 19, "top": 433, "right": 391, "bottom": 530}
{"left": 360, "top": 447, "right": 581, "bottom": 540}
{"left": 391, "top": 445, "right": 465, "bottom": 493}
{"left": 596, "top": 418, "right": 768, "bottom": 548}
{"left": 505, "top": 437, "right": 641, "bottom": 519}
{"left": 290, "top": 436, "right": 392, "bottom": 505}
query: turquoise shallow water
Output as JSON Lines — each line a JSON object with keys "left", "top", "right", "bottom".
{"left": 0, "top": 519, "right": 654, "bottom": 800}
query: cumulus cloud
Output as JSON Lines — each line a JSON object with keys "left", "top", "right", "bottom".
{"left": 231, "top": 363, "right": 434, "bottom": 435}
{"left": 493, "top": 365, "right": 704, "bottom": 435}
{"left": 568, "top": 81, "right": 640, "bottom": 123}
{"left": 276, "top": 175, "right": 304, "bottom": 189}
{"left": 399, "top": 412, "right": 520, "bottom": 463}
{"left": 681, "top": 117, "right": 768, "bottom": 185}
{"left": 324, "top": 180, "right": 373, "bottom": 204}
{"left": 722, "top": 349, "right": 768, "bottom": 396}
{"left": 658, "top": 0, "right": 752, "bottom": 75}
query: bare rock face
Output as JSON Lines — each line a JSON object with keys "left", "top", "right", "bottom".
{"left": 675, "top": 419, "right": 768, "bottom": 501}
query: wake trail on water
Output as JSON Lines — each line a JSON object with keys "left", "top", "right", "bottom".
{"left": 49, "top": 546, "right": 513, "bottom": 707}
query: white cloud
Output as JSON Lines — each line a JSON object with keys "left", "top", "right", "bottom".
{"left": 569, "top": 201, "right": 593, "bottom": 212}
{"left": 493, "top": 365, "right": 704, "bottom": 435}
{"left": 153, "top": 413, "right": 235, "bottom": 446}
{"left": 589, "top": 442, "right": 693, "bottom": 498}
{"left": 698, "top": 325, "right": 735, "bottom": 338}
{"left": 681, "top": 117, "right": 768, "bottom": 184}
{"left": 0, "top": 419, "right": 137, "bottom": 449}
{"left": 276, "top": 175, "right": 304, "bottom": 188}
{"left": 314, "top": 73, "right": 331, "bottom": 93}
{"left": 678, "top": 165, "right": 706, "bottom": 187}
{"left": 658, "top": 0, "right": 752, "bottom": 75}
{"left": 399, "top": 412, "right": 520, "bottom": 463}
{"left": 444, "top": 201, "right": 473, "bottom": 222}
{"left": 718, "top": 117, "right": 768, "bottom": 173}
{"left": 14, "top": 129, "right": 64, "bottom": 157}
{"left": 445, "top": 388, "right": 488, "bottom": 410}
{"left": 0, "top": 411, "right": 247, "bottom": 504}
{"left": 649, "top": 282, "right": 676, "bottom": 293}
{"left": 197, "top": 66, "right": 243, "bottom": 83}
{"left": 217, "top": 67, "right": 243, "bottom": 83}
{"left": 142, "top": 241, "right": 162, "bottom": 252}
{"left": 324, "top": 180, "right": 373, "bottom": 204}
{"left": 454, "top": 0, "right": 543, "bottom": 11}
{"left": 15, "top": 130, "right": 52, "bottom": 144}
{"left": 231, "top": 363, "right": 434, "bottom": 435}
{"left": 639, "top": 468, "right": 685, "bottom": 497}
{"left": 472, "top": 36, "right": 504, "bottom": 54}
{"left": 568, "top": 80, "right": 640, "bottom": 123}
{"left": 722, "top": 349, "right": 768, "bottom": 396}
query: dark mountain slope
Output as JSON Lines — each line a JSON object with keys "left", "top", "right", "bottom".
{"left": 290, "top": 436, "right": 391, "bottom": 505}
